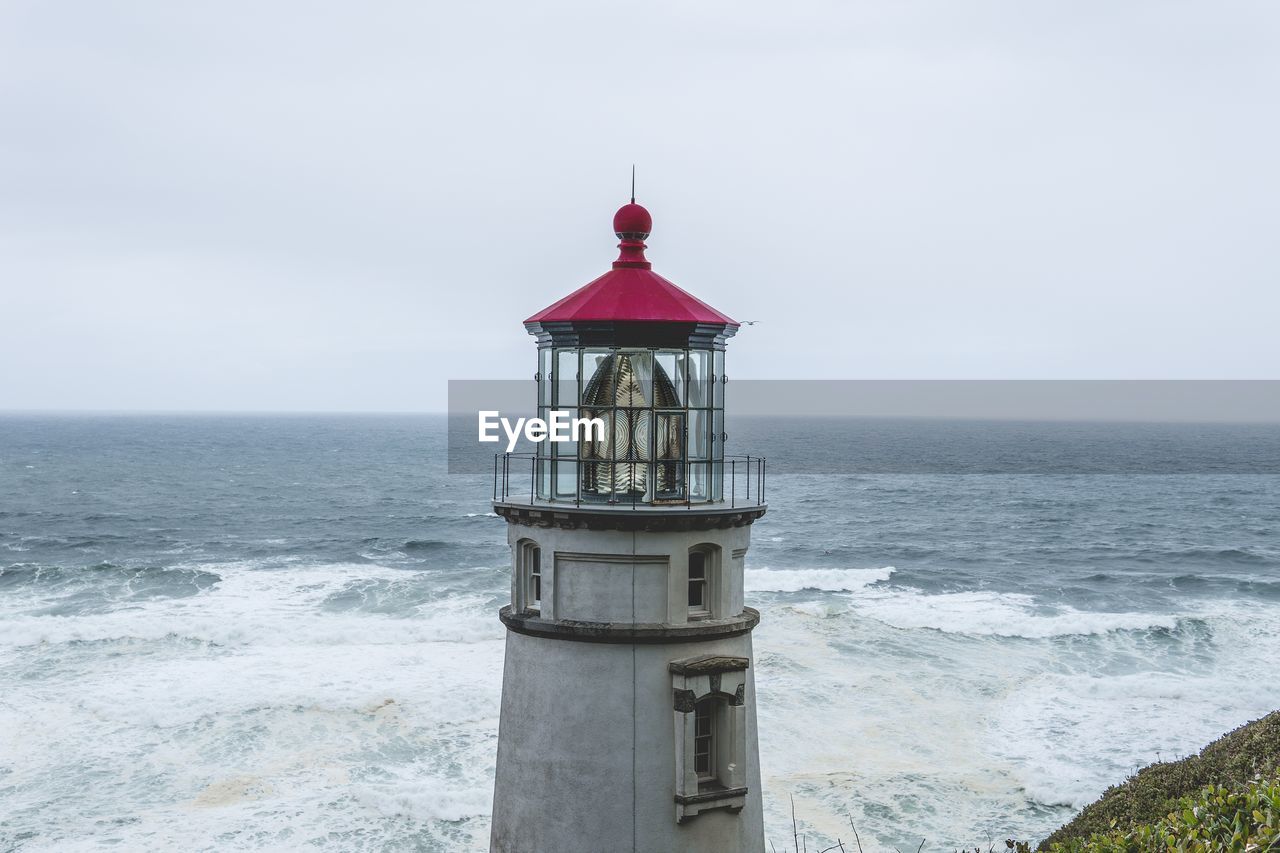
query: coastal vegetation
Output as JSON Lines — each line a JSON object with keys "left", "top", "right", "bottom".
{"left": 1032, "top": 776, "right": 1280, "bottom": 851}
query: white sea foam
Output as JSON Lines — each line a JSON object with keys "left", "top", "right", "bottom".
{"left": 748, "top": 567, "right": 1172, "bottom": 638}
{"left": 751, "top": 591, "right": 1280, "bottom": 848}
{"left": 990, "top": 668, "right": 1280, "bottom": 809}
{"left": 984, "top": 602, "right": 1280, "bottom": 811}
{"left": 354, "top": 778, "right": 492, "bottom": 822}
{"left": 746, "top": 566, "right": 894, "bottom": 592}
{"left": 0, "top": 561, "right": 504, "bottom": 648}
{"left": 0, "top": 558, "right": 502, "bottom": 852}
{"left": 5, "top": 549, "right": 1278, "bottom": 852}
{"left": 851, "top": 588, "right": 1180, "bottom": 638}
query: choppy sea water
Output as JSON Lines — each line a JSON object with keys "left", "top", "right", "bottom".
{"left": 2, "top": 414, "right": 1278, "bottom": 852}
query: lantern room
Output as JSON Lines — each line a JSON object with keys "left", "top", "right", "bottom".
{"left": 520, "top": 201, "right": 742, "bottom": 505}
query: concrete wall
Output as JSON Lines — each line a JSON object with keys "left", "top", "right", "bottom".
{"left": 489, "top": 630, "right": 765, "bottom": 853}
{"left": 491, "top": 518, "right": 764, "bottom": 852}
{"left": 554, "top": 552, "right": 670, "bottom": 623}
{"left": 506, "top": 524, "right": 752, "bottom": 625}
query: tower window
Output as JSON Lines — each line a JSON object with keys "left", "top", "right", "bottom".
{"left": 688, "top": 551, "right": 707, "bottom": 615}
{"left": 687, "top": 545, "right": 719, "bottom": 619}
{"left": 516, "top": 540, "right": 542, "bottom": 613}
{"left": 693, "top": 699, "right": 715, "bottom": 781}
{"left": 530, "top": 547, "right": 542, "bottom": 607}
{"left": 671, "top": 654, "right": 750, "bottom": 822}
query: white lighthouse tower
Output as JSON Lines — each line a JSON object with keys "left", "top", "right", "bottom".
{"left": 489, "top": 199, "right": 767, "bottom": 853}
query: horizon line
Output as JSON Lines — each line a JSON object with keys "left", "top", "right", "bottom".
{"left": 3, "top": 409, "right": 1279, "bottom": 426}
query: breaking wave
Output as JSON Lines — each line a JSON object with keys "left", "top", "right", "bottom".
{"left": 852, "top": 588, "right": 1181, "bottom": 638}
{"left": 746, "top": 566, "right": 895, "bottom": 592}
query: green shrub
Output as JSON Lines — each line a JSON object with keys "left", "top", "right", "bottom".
{"left": 1040, "top": 777, "right": 1280, "bottom": 853}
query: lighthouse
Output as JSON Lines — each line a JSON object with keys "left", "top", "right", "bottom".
{"left": 489, "top": 199, "right": 767, "bottom": 853}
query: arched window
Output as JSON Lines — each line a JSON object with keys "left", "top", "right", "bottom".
{"left": 671, "top": 654, "right": 750, "bottom": 821}
{"left": 516, "top": 539, "right": 542, "bottom": 613}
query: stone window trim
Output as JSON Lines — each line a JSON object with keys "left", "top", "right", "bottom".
{"left": 670, "top": 654, "right": 750, "bottom": 823}
{"left": 668, "top": 655, "right": 750, "bottom": 677}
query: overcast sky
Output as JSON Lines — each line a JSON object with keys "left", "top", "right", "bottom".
{"left": 2, "top": 1, "right": 1277, "bottom": 412}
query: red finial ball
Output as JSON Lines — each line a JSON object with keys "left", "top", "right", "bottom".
{"left": 613, "top": 203, "right": 652, "bottom": 240}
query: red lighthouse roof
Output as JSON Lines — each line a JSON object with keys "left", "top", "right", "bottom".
{"left": 524, "top": 203, "right": 738, "bottom": 328}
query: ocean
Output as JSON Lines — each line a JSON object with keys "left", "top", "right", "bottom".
{"left": 2, "top": 414, "right": 1278, "bottom": 851}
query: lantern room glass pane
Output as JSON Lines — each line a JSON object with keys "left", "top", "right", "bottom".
{"left": 554, "top": 460, "right": 577, "bottom": 499}
{"left": 539, "top": 348, "right": 552, "bottom": 406}
{"left": 555, "top": 349, "right": 578, "bottom": 407}
{"left": 552, "top": 407, "right": 579, "bottom": 458}
{"left": 689, "top": 461, "right": 709, "bottom": 502}
{"left": 579, "top": 408, "right": 614, "bottom": 499}
{"left": 537, "top": 455, "right": 551, "bottom": 500}
{"left": 656, "top": 412, "right": 684, "bottom": 460}
{"left": 655, "top": 350, "right": 685, "bottom": 404}
{"left": 580, "top": 408, "right": 613, "bottom": 457}
{"left": 612, "top": 351, "right": 652, "bottom": 408}
{"left": 655, "top": 412, "right": 685, "bottom": 501}
{"left": 581, "top": 350, "right": 614, "bottom": 405}
{"left": 629, "top": 409, "right": 654, "bottom": 460}
{"left": 713, "top": 350, "right": 725, "bottom": 408}
{"left": 688, "top": 409, "right": 709, "bottom": 460}
{"left": 687, "top": 350, "right": 710, "bottom": 407}
{"left": 535, "top": 406, "right": 551, "bottom": 459}
{"left": 656, "top": 461, "right": 684, "bottom": 500}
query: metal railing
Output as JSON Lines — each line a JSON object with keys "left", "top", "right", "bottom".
{"left": 493, "top": 453, "right": 766, "bottom": 509}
